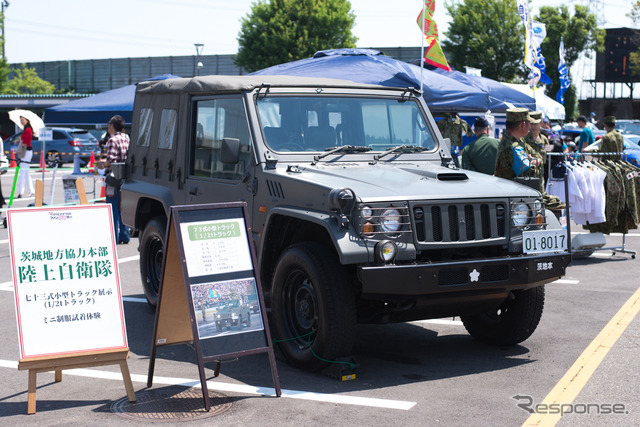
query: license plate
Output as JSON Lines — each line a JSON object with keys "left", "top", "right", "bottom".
{"left": 522, "top": 229, "right": 568, "bottom": 254}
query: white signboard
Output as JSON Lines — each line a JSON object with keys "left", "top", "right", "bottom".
{"left": 8, "top": 205, "right": 127, "bottom": 359}
{"left": 179, "top": 218, "right": 253, "bottom": 277}
{"left": 39, "top": 127, "right": 53, "bottom": 141}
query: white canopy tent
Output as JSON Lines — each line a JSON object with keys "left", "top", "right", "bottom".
{"left": 501, "top": 83, "right": 566, "bottom": 120}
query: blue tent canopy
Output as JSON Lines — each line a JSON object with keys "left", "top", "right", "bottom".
{"left": 44, "top": 74, "right": 180, "bottom": 126}
{"left": 251, "top": 50, "right": 492, "bottom": 112}
{"left": 427, "top": 67, "right": 535, "bottom": 111}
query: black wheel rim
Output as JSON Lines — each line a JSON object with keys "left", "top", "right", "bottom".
{"left": 283, "top": 270, "right": 318, "bottom": 344}
{"left": 46, "top": 152, "right": 59, "bottom": 168}
{"left": 145, "top": 235, "right": 164, "bottom": 295}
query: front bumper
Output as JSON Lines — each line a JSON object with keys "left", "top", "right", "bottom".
{"left": 358, "top": 252, "right": 571, "bottom": 296}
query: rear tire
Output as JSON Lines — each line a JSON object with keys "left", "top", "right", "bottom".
{"left": 139, "top": 216, "right": 167, "bottom": 309}
{"left": 461, "top": 285, "right": 545, "bottom": 346}
{"left": 271, "top": 242, "right": 356, "bottom": 372}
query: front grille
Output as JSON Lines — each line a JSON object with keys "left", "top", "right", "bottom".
{"left": 412, "top": 201, "right": 507, "bottom": 247}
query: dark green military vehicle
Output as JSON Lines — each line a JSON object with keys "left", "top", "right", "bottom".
{"left": 120, "top": 75, "right": 571, "bottom": 372}
{"left": 214, "top": 299, "right": 252, "bottom": 332}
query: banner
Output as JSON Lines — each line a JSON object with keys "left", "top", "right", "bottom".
{"left": 517, "top": 0, "right": 537, "bottom": 70}
{"left": 417, "top": 1, "right": 451, "bottom": 72}
{"left": 556, "top": 38, "right": 570, "bottom": 104}
{"left": 531, "top": 22, "right": 552, "bottom": 84}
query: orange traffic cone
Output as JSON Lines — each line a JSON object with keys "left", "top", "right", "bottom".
{"left": 89, "top": 150, "right": 95, "bottom": 168}
{"left": 39, "top": 152, "right": 45, "bottom": 172}
{"left": 99, "top": 178, "right": 106, "bottom": 201}
{"left": 9, "top": 149, "right": 16, "bottom": 167}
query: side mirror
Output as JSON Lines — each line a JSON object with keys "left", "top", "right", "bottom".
{"left": 221, "top": 138, "right": 241, "bottom": 164}
{"left": 441, "top": 137, "right": 452, "bottom": 154}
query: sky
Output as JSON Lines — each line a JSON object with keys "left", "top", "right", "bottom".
{"left": 4, "top": 0, "right": 635, "bottom": 65}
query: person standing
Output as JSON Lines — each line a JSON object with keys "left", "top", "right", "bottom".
{"left": 494, "top": 108, "right": 541, "bottom": 181}
{"left": 100, "top": 115, "right": 130, "bottom": 244}
{"left": 461, "top": 116, "right": 499, "bottom": 175}
{"left": 576, "top": 115, "right": 594, "bottom": 152}
{"left": 524, "top": 111, "right": 549, "bottom": 185}
{"left": 599, "top": 116, "right": 623, "bottom": 160}
{"left": 437, "top": 112, "right": 473, "bottom": 168}
{"left": 17, "top": 116, "right": 35, "bottom": 198}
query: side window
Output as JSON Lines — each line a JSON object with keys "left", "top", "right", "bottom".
{"left": 192, "top": 98, "right": 251, "bottom": 180}
{"left": 53, "top": 131, "right": 66, "bottom": 140}
{"left": 158, "top": 109, "right": 177, "bottom": 150}
{"left": 137, "top": 108, "right": 153, "bottom": 147}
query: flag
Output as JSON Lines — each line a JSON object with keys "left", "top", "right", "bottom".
{"left": 424, "top": 37, "right": 451, "bottom": 72}
{"left": 516, "top": 0, "right": 537, "bottom": 70}
{"left": 531, "top": 22, "right": 552, "bottom": 84}
{"left": 556, "top": 38, "right": 570, "bottom": 104}
{"left": 417, "top": 1, "right": 451, "bottom": 72}
{"left": 416, "top": 0, "right": 438, "bottom": 37}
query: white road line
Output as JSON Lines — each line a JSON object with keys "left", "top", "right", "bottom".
{"left": 0, "top": 239, "right": 8, "bottom": 244}
{"left": 416, "top": 319, "right": 463, "bottom": 326}
{"left": 0, "top": 359, "right": 416, "bottom": 410}
{"left": 552, "top": 279, "right": 580, "bottom": 285}
{"left": 118, "top": 255, "right": 140, "bottom": 264}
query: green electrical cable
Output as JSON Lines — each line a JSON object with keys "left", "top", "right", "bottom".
{"left": 273, "top": 332, "right": 354, "bottom": 369}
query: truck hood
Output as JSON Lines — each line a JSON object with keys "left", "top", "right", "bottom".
{"left": 275, "top": 161, "right": 539, "bottom": 201}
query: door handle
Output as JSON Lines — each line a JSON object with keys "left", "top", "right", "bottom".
{"left": 189, "top": 186, "right": 198, "bottom": 195}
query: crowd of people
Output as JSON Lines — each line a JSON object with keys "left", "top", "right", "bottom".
{"left": 456, "top": 109, "right": 626, "bottom": 211}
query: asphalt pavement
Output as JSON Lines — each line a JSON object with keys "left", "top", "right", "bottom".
{"left": 0, "top": 166, "right": 639, "bottom": 426}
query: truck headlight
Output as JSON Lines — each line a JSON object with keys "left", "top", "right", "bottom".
{"left": 380, "top": 209, "right": 401, "bottom": 232}
{"left": 512, "top": 202, "right": 530, "bottom": 226}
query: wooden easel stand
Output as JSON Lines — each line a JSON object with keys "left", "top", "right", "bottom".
{"left": 16, "top": 179, "right": 135, "bottom": 414}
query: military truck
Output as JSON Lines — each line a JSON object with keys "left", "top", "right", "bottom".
{"left": 120, "top": 75, "right": 571, "bottom": 372}
{"left": 214, "top": 299, "right": 252, "bottom": 332}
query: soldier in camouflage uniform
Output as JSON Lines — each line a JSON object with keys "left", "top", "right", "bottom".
{"left": 495, "top": 108, "right": 540, "bottom": 181}
{"left": 523, "top": 111, "right": 549, "bottom": 189}
{"left": 600, "top": 116, "right": 624, "bottom": 160}
{"left": 495, "top": 109, "right": 564, "bottom": 210}
{"left": 437, "top": 112, "right": 473, "bottom": 167}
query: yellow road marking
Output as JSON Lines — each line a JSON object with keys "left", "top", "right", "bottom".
{"left": 523, "top": 285, "right": 640, "bottom": 426}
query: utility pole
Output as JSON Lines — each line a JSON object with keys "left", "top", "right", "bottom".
{"left": 1, "top": 1, "right": 9, "bottom": 60}
{"left": 194, "top": 43, "right": 204, "bottom": 76}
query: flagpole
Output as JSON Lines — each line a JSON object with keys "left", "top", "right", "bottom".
{"left": 420, "top": 1, "right": 425, "bottom": 95}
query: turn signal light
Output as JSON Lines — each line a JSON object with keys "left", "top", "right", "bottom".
{"left": 535, "top": 214, "right": 544, "bottom": 225}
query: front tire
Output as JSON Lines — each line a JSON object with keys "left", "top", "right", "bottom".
{"left": 461, "top": 285, "right": 545, "bottom": 346}
{"left": 46, "top": 151, "right": 62, "bottom": 168}
{"left": 271, "top": 242, "right": 356, "bottom": 372}
{"left": 139, "top": 216, "right": 167, "bottom": 308}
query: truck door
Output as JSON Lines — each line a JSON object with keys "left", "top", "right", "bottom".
{"left": 185, "top": 96, "right": 255, "bottom": 210}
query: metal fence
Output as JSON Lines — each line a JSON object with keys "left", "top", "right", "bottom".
{"left": 10, "top": 47, "right": 423, "bottom": 93}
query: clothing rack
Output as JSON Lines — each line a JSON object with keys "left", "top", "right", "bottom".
{"left": 546, "top": 151, "right": 637, "bottom": 258}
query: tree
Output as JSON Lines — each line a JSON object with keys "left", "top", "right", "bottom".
{"left": 442, "top": 0, "right": 526, "bottom": 82}
{"left": 236, "top": 0, "right": 357, "bottom": 73}
{"left": 0, "top": 8, "right": 11, "bottom": 92}
{"left": 3, "top": 65, "right": 56, "bottom": 94}
{"left": 535, "top": 5, "right": 604, "bottom": 119}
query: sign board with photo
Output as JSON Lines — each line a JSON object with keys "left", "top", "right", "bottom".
{"left": 148, "top": 202, "right": 280, "bottom": 411}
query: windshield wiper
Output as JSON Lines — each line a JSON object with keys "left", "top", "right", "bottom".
{"left": 371, "top": 145, "right": 426, "bottom": 164}
{"left": 312, "top": 145, "right": 372, "bottom": 165}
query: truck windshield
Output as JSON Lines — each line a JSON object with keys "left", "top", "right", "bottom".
{"left": 257, "top": 96, "right": 436, "bottom": 153}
